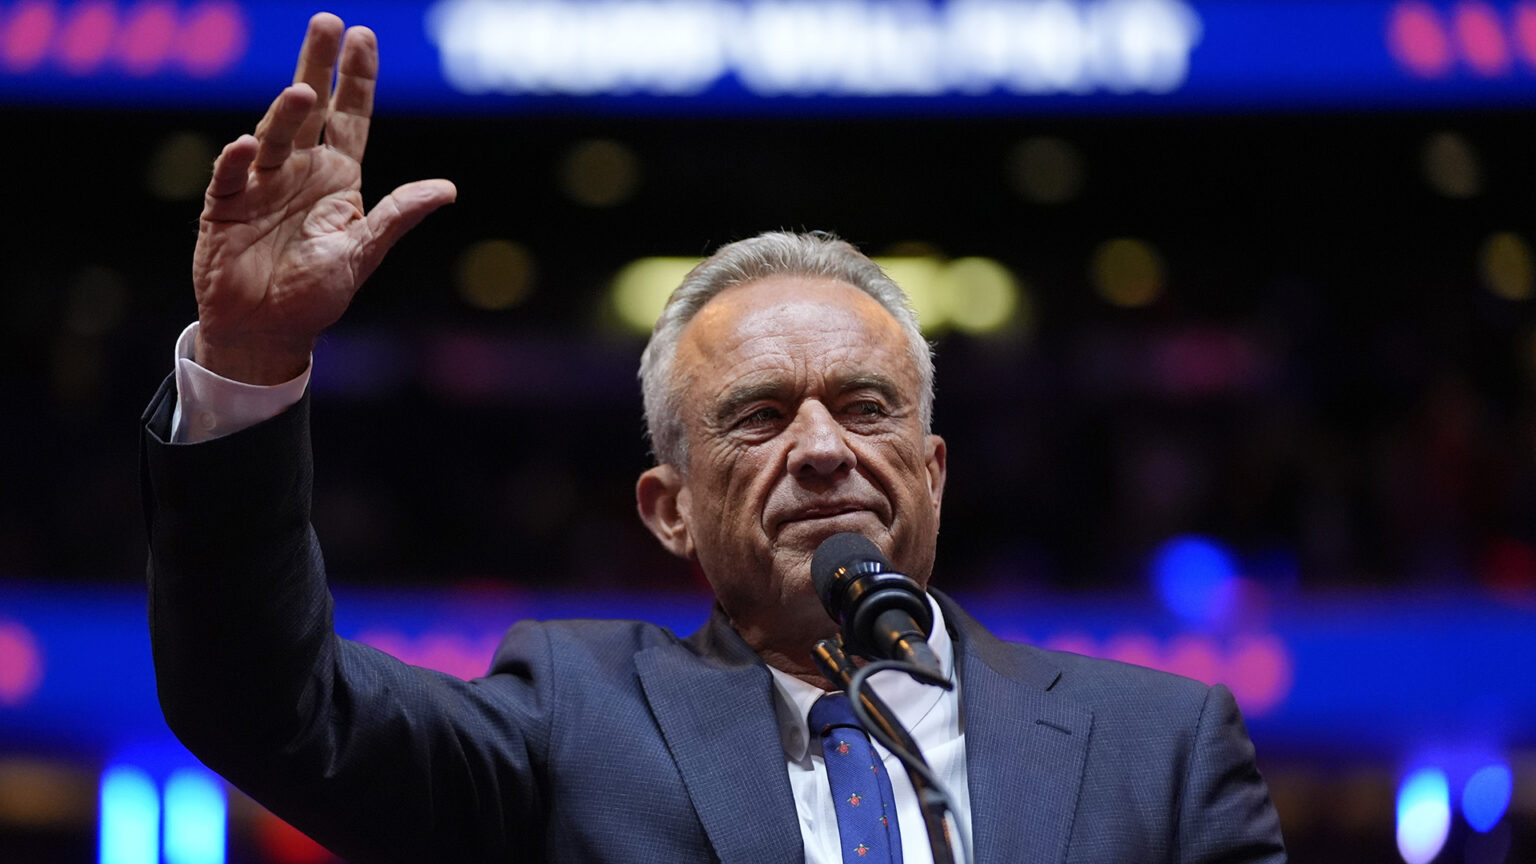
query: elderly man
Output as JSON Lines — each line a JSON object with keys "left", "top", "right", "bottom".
{"left": 142, "top": 13, "right": 1286, "bottom": 864}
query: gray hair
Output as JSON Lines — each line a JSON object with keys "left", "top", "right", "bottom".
{"left": 639, "top": 230, "right": 934, "bottom": 468}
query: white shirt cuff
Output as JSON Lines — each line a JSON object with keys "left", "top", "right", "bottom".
{"left": 170, "top": 322, "right": 312, "bottom": 444}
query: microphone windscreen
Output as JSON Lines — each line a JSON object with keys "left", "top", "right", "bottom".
{"left": 811, "top": 532, "right": 888, "bottom": 599}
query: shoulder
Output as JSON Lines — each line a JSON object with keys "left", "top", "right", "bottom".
{"left": 488, "top": 617, "right": 686, "bottom": 678}
{"left": 1044, "top": 645, "right": 1212, "bottom": 708}
{"left": 942, "top": 594, "right": 1214, "bottom": 724}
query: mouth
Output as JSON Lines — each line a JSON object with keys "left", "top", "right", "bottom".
{"left": 775, "top": 503, "right": 877, "bottom": 529}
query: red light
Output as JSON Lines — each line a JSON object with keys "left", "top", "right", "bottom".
{"left": 1039, "top": 628, "right": 1294, "bottom": 718}
{"left": 1515, "top": 1, "right": 1536, "bottom": 67}
{"left": 118, "top": 0, "right": 176, "bottom": 76}
{"left": 354, "top": 628, "right": 504, "bottom": 680}
{"left": 1164, "top": 633, "right": 1222, "bottom": 686}
{"left": 0, "top": 0, "right": 246, "bottom": 78}
{"left": 1226, "top": 634, "right": 1293, "bottom": 716}
{"left": 1389, "top": 1, "right": 1456, "bottom": 78}
{"left": 1, "top": 1, "right": 59, "bottom": 73}
{"left": 256, "top": 811, "right": 339, "bottom": 864}
{"left": 1388, "top": 0, "right": 1536, "bottom": 78}
{"left": 1454, "top": 1, "right": 1513, "bottom": 75}
{"left": 57, "top": 1, "right": 115, "bottom": 75}
{"left": 0, "top": 619, "right": 44, "bottom": 708}
{"left": 177, "top": 1, "right": 246, "bottom": 78}
{"left": 1479, "top": 537, "right": 1536, "bottom": 608}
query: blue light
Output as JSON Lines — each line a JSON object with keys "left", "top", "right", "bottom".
{"left": 164, "top": 767, "right": 227, "bottom": 864}
{"left": 1462, "top": 764, "right": 1514, "bottom": 833}
{"left": 1151, "top": 535, "right": 1238, "bottom": 625}
{"left": 99, "top": 765, "right": 159, "bottom": 864}
{"left": 1397, "top": 767, "right": 1451, "bottom": 864}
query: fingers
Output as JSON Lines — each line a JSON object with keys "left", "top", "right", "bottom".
{"left": 206, "top": 135, "right": 258, "bottom": 200}
{"left": 253, "top": 83, "right": 318, "bottom": 170}
{"left": 325, "top": 26, "right": 378, "bottom": 163}
{"left": 353, "top": 179, "right": 458, "bottom": 281}
{"left": 291, "top": 13, "right": 345, "bottom": 149}
{"left": 251, "top": 16, "right": 377, "bottom": 169}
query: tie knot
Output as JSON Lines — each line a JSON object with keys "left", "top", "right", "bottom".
{"left": 810, "top": 692, "right": 864, "bottom": 736}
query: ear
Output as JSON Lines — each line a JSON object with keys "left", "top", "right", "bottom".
{"left": 924, "top": 434, "right": 948, "bottom": 518}
{"left": 636, "top": 464, "right": 694, "bottom": 559}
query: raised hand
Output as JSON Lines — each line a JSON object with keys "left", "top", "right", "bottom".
{"left": 192, "top": 13, "right": 457, "bottom": 384}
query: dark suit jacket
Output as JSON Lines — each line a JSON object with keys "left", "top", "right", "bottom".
{"left": 141, "top": 376, "right": 1286, "bottom": 863}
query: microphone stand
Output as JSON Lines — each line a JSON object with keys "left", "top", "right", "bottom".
{"left": 812, "top": 637, "right": 961, "bottom": 864}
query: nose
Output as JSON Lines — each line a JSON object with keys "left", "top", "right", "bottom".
{"left": 786, "top": 400, "right": 856, "bottom": 480}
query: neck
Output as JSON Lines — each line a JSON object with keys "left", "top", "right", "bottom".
{"left": 727, "top": 609, "right": 839, "bottom": 690}
{"left": 757, "top": 646, "right": 837, "bottom": 690}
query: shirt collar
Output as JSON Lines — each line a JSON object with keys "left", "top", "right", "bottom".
{"left": 769, "top": 596, "right": 956, "bottom": 762}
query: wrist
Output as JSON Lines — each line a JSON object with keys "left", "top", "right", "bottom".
{"left": 193, "top": 328, "right": 312, "bottom": 386}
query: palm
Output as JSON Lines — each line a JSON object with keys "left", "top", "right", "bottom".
{"left": 191, "top": 14, "right": 454, "bottom": 384}
{"left": 196, "top": 146, "right": 365, "bottom": 342}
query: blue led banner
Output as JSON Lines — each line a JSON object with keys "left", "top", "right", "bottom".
{"left": 2, "top": 580, "right": 1534, "bottom": 756}
{"left": 1, "top": 0, "right": 1535, "bottom": 113}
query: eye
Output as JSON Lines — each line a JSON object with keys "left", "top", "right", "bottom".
{"left": 847, "top": 400, "right": 887, "bottom": 417}
{"left": 739, "top": 405, "right": 784, "bottom": 426}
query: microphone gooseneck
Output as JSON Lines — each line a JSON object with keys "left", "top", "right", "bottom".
{"left": 811, "top": 532, "right": 941, "bottom": 675}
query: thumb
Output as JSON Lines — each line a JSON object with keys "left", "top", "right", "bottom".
{"left": 355, "top": 178, "right": 458, "bottom": 281}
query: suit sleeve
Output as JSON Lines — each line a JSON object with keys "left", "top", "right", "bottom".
{"left": 141, "top": 375, "right": 551, "bottom": 863}
{"left": 1177, "top": 683, "right": 1287, "bottom": 863}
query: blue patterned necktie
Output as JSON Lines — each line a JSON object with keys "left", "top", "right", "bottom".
{"left": 810, "top": 693, "right": 904, "bottom": 863}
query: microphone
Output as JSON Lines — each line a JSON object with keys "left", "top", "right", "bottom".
{"left": 811, "top": 533, "right": 941, "bottom": 675}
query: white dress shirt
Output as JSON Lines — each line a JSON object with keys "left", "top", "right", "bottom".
{"left": 769, "top": 600, "right": 972, "bottom": 864}
{"left": 167, "top": 321, "right": 974, "bottom": 862}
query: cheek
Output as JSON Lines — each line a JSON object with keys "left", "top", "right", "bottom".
{"left": 695, "top": 445, "right": 774, "bottom": 521}
{"left": 864, "top": 438, "right": 927, "bottom": 490}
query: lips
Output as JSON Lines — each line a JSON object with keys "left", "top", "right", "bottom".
{"left": 774, "top": 502, "right": 879, "bottom": 529}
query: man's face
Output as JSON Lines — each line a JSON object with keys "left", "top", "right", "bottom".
{"left": 638, "top": 275, "right": 946, "bottom": 647}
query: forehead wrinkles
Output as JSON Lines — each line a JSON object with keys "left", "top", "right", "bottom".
{"left": 685, "top": 301, "right": 908, "bottom": 411}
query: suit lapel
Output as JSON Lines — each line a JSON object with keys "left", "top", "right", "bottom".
{"left": 636, "top": 609, "right": 803, "bottom": 864}
{"left": 941, "top": 595, "right": 1092, "bottom": 864}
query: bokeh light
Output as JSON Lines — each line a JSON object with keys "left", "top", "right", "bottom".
{"left": 1462, "top": 764, "right": 1513, "bottom": 833}
{"left": 456, "top": 239, "right": 536, "bottom": 311}
{"left": 1452, "top": 1, "right": 1512, "bottom": 76}
{"left": 874, "top": 255, "right": 947, "bottom": 329}
{"left": 1091, "top": 237, "right": 1165, "bottom": 308}
{"left": 163, "top": 767, "right": 225, "bottom": 864}
{"left": 559, "top": 138, "right": 642, "bottom": 208}
{"left": 938, "top": 256, "right": 1023, "bottom": 334}
{"left": 255, "top": 811, "right": 335, "bottom": 864}
{"left": 1, "top": 1, "right": 57, "bottom": 73}
{"left": 1396, "top": 767, "right": 1451, "bottom": 864}
{"left": 607, "top": 249, "right": 1021, "bottom": 336}
{"left": 610, "top": 256, "right": 700, "bottom": 332}
{"left": 145, "top": 131, "right": 215, "bottom": 201}
{"left": 1478, "top": 231, "right": 1534, "bottom": 301}
{"left": 99, "top": 765, "right": 158, "bottom": 864}
{"left": 58, "top": 1, "right": 117, "bottom": 76}
{"left": 0, "top": 620, "right": 43, "bottom": 707}
{"left": 1388, "top": 1, "right": 1455, "bottom": 78}
{"left": 1420, "top": 130, "right": 1482, "bottom": 199}
{"left": 1006, "top": 135, "right": 1087, "bottom": 205}
{"left": 0, "top": 758, "right": 89, "bottom": 828}
{"left": 120, "top": 1, "right": 180, "bottom": 76}
{"left": 1150, "top": 535, "right": 1239, "bottom": 626}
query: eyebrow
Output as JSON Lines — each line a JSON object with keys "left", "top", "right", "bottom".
{"left": 714, "top": 383, "right": 783, "bottom": 427}
{"left": 711, "top": 374, "right": 906, "bottom": 426}
{"left": 839, "top": 374, "right": 904, "bottom": 406}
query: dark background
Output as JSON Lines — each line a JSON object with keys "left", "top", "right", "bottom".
{"left": 4, "top": 107, "right": 1534, "bottom": 596}
{"left": 1, "top": 101, "right": 1534, "bottom": 863}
